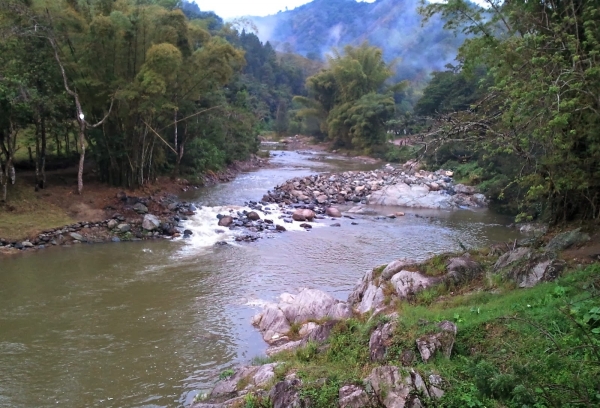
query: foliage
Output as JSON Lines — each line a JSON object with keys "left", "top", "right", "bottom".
{"left": 295, "top": 43, "right": 402, "bottom": 152}
{"left": 0, "top": 0, "right": 314, "bottom": 200}
{"left": 419, "top": 0, "right": 600, "bottom": 222}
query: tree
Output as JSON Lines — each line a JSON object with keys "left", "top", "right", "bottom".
{"left": 419, "top": 0, "right": 600, "bottom": 222}
{"left": 295, "top": 43, "right": 403, "bottom": 152}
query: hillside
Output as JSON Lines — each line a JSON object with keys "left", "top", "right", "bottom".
{"left": 250, "top": 0, "right": 465, "bottom": 80}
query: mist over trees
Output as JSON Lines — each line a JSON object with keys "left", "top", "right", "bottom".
{"left": 250, "top": 0, "right": 466, "bottom": 81}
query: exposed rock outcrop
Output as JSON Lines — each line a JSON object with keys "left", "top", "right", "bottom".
{"left": 365, "top": 366, "right": 434, "bottom": 408}
{"left": 252, "top": 289, "right": 352, "bottom": 345}
{"left": 416, "top": 321, "right": 457, "bottom": 363}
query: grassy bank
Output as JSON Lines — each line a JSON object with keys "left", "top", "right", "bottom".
{"left": 240, "top": 251, "right": 600, "bottom": 408}
{"left": 0, "top": 182, "right": 73, "bottom": 241}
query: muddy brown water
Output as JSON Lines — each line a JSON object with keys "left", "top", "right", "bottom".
{"left": 0, "top": 150, "right": 522, "bottom": 407}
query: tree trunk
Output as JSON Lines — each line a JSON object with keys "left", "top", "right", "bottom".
{"left": 40, "top": 116, "right": 47, "bottom": 189}
{"left": 77, "top": 120, "right": 85, "bottom": 195}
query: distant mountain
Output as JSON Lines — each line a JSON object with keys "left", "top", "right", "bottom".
{"left": 250, "top": 0, "right": 465, "bottom": 80}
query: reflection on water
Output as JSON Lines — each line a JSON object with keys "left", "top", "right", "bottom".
{"left": 0, "top": 151, "right": 521, "bottom": 407}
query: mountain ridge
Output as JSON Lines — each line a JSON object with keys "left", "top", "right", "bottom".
{"left": 249, "top": 0, "right": 465, "bottom": 80}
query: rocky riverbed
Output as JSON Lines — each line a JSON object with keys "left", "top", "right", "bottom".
{"left": 261, "top": 162, "right": 487, "bottom": 210}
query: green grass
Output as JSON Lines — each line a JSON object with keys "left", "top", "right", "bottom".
{"left": 0, "top": 183, "right": 73, "bottom": 241}
{"left": 266, "top": 263, "right": 600, "bottom": 408}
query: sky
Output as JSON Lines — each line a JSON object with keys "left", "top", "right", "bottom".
{"left": 193, "top": 0, "right": 375, "bottom": 19}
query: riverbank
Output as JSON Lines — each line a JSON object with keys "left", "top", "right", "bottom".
{"left": 0, "top": 155, "right": 269, "bottom": 254}
{"left": 193, "top": 227, "right": 599, "bottom": 408}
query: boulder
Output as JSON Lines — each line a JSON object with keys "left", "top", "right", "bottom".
{"left": 545, "top": 228, "right": 590, "bottom": 252}
{"left": 247, "top": 212, "right": 261, "bottom": 221}
{"left": 301, "top": 320, "right": 340, "bottom": 345}
{"left": 253, "top": 304, "right": 291, "bottom": 344}
{"left": 445, "top": 254, "right": 481, "bottom": 282}
{"left": 107, "top": 219, "right": 118, "bottom": 229}
{"left": 117, "top": 224, "right": 131, "bottom": 233}
{"left": 390, "top": 271, "right": 435, "bottom": 299}
{"left": 253, "top": 289, "right": 351, "bottom": 344}
{"left": 453, "top": 184, "right": 476, "bottom": 195}
{"left": 519, "top": 259, "right": 566, "bottom": 288}
{"left": 369, "top": 319, "right": 397, "bottom": 362}
{"left": 416, "top": 321, "right": 457, "bottom": 363}
{"left": 142, "top": 214, "right": 161, "bottom": 231}
{"left": 133, "top": 202, "right": 148, "bottom": 214}
{"left": 364, "top": 366, "right": 412, "bottom": 408}
{"left": 269, "top": 375, "right": 304, "bottom": 408}
{"left": 381, "top": 259, "right": 417, "bottom": 280}
{"left": 316, "top": 195, "right": 328, "bottom": 204}
{"left": 428, "top": 375, "right": 445, "bottom": 399}
{"left": 339, "top": 385, "right": 372, "bottom": 408}
{"left": 368, "top": 183, "right": 453, "bottom": 209}
{"left": 218, "top": 216, "right": 234, "bottom": 227}
{"left": 326, "top": 207, "right": 342, "bottom": 218}
{"left": 302, "top": 209, "right": 316, "bottom": 221}
{"left": 494, "top": 247, "right": 531, "bottom": 270}
{"left": 22, "top": 241, "right": 34, "bottom": 248}
{"left": 279, "top": 289, "right": 346, "bottom": 324}
{"left": 69, "top": 232, "right": 85, "bottom": 242}
{"left": 292, "top": 210, "right": 306, "bottom": 222}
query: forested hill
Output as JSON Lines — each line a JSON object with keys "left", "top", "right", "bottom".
{"left": 250, "top": 0, "right": 465, "bottom": 80}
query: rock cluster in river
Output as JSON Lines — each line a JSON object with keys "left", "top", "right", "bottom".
{"left": 262, "top": 164, "right": 487, "bottom": 210}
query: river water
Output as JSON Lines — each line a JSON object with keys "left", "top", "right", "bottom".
{"left": 0, "top": 150, "right": 521, "bottom": 408}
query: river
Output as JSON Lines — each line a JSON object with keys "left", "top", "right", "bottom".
{"left": 0, "top": 150, "right": 521, "bottom": 407}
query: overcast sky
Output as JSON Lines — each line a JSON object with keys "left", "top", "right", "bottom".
{"left": 193, "top": 0, "right": 375, "bottom": 19}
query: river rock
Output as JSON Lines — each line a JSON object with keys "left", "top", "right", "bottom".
{"left": 247, "top": 211, "right": 261, "bottom": 221}
{"left": 253, "top": 289, "right": 351, "bottom": 344}
{"left": 302, "top": 209, "right": 316, "bottom": 221}
{"left": 218, "top": 216, "right": 234, "bottom": 227}
{"left": 292, "top": 210, "right": 306, "bottom": 222}
{"left": 69, "top": 232, "right": 84, "bottom": 242}
{"left": 416, "top": 320, "right": 457, "bottom": 363}
{"left": 142, "top": 214, "right": 161, "bottom": 231}
{"left": 117, "top": 224, "right": 131, "bottom": 233}
{"left": 453, "top": 184, "right": 476, "bottom": 195}
{"left": 107, "top": 219, "right": 118, "bottom": 229}
{"left": 133, "top": 202, "right": 148, "bottom": 214}
{"left": 368, "top": 183, "right": 452, "bottom": 209}
{"left": 22, "top": 241, "right": 34, "bottom": 248}
{"left": 326, "top": 207, "right": 342, "bottom": 218}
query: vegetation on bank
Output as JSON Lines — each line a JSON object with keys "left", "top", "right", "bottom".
{"left": 414, "top": 0, "right": 600, "bottom": 223}
{"left": 0, "top": 0, "right": 315, "bottom": 200}
{"left": 231, "top": 248, "right": 600, "bottom": 408}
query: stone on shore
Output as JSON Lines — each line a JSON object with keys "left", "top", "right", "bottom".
{"left": 326, "top": 207, "right": 342, "bottom": 218}
{"left": 142, "top": 214, "right": 161, "bottom": 231}
{"left": 252, "top": 288, "right": 351, "bottom": 344}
